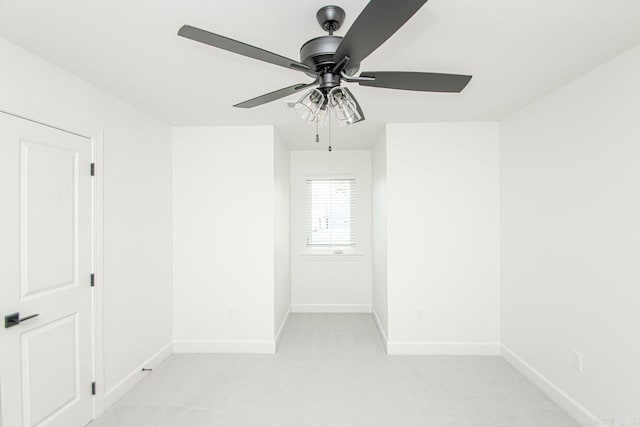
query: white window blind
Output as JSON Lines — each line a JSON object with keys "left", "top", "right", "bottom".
{"left": 306, "top": 178, "right": 356, "bottom": 247}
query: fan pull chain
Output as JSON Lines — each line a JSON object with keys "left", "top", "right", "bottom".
{"left": 328, "top": 107, "right": 333, "bottom": 152}
{"left": 315, "top": 116, "right": 320, "bottom": 143}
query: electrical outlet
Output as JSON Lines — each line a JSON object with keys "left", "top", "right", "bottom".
{"left": 227, "top": 308, "right": 234, "bottom": 319}
{"left": 416, "top": 308, "right": 423, "bottom": 319}
{"left": 571, "top": 350, "right": 583, "bottom": 372}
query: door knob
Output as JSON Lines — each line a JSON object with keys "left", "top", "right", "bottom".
{"left": 4, "top": 312, "right": 39, "bottom": 328}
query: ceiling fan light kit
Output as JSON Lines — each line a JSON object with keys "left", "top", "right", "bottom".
{"left": 178, "top": 0, "right": 472, "bottom": 133}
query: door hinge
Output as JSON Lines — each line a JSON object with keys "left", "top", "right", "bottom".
{"left": 91, "top": 382, "right": 96, "bottom": 395}
{"left": 90, "top": 273, "right": 95, "bottom": 287}
{"left": 90, "top": 163, "right": 95, "bottom": 176}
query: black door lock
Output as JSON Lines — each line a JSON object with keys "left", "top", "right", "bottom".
{"left": 4, "top": 312, "right": 39, "bottom": 328}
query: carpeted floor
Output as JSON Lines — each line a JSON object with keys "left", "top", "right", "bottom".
{"left": 92, "top": 313, "right": 579, "bottom": 426}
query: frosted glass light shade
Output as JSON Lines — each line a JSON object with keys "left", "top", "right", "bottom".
{"left": 295, "top": 88, "right": 325, "bottom": 123}
{"left": 328, "top": 87, "right": 362, "bottom": 126}
{"left": 314, "top": 107, "right": 330, "bottom": 128}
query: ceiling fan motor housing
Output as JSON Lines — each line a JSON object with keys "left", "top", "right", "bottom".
{"left": 299, "top": 36, "right": 359, "bottom": 78}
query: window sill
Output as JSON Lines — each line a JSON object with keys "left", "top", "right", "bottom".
{"left": 300, "top": 248, "right": 363, "bottom": 257}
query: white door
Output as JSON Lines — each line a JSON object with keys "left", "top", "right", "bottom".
{"left": 0, "top": 112, "right": 94, "bottom": 427}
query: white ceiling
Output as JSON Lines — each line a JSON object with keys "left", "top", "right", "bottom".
{"left": 1, "top": 0, "right": 639, "bottom": 149}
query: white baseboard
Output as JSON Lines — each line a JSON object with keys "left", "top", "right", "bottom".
{"left": 501, "top": 345, "right": 604, "bottom": 427}
{"left": 103, "top": 342, "right": 173, "bottom": 410}
{"left": 275, "top": 308, "right": 291, "bottom": 350}
{"left": 291, "top": 304, "right": 371, "bottom": 313}
{"left": 387, "top": 341, "right": 500, "bottom": 355}
{"left": 371, "top": 309, "right": 388, "bottom": 354}
{"left": 173, "top": 340, "right": 276, "bottom": 354}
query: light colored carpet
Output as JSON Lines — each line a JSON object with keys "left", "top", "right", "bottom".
{"left": 92, "top": 314, "right": 579, "bottom": 426}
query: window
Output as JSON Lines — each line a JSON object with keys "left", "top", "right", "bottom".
{"left": 306, "top": 178, "right": 356, "bottom": 248}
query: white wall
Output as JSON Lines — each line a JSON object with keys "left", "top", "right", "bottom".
{"left": 372, "top": 133, "right": 388, "bottom": 341}
{"left": 500, "top": 44, "right": 640, "bottom": 425}
{"left": 290, "top": 150, "right": 372, "bottom": 313}
{"left": 0, "top": 38, "right": 173, "bottom": 410}
{"left": 274, "top": 133, "right": 291, "bottom": 343}
{"left": 386, "top": 123, "right": 501, "bottom": 355}
{"left": 172, "top": 126, "right": 276, "bottom": 353}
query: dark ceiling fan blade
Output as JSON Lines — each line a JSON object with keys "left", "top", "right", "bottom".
{"left": 358, "top": 71, "right": 472, "bottom": 92}
{"left": 333, "top": 0, "right": 428, "bottom": 68}
{"left": 234, "top": 81, "right": 317, "bottom": 108}
{"left": 178, "top": 25, "right": 311, "bottom": 73}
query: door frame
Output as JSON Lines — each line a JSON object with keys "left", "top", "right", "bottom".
{"left": 0, "top": 108, "right": 106, "bottom": 421}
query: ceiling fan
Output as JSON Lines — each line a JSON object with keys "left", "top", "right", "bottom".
{"left": 178, "top": 0, "right": 472, "bottom": 127}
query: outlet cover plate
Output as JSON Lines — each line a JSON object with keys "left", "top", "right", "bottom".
{"left": 571, "top": 350, "right": 583, "bottom": 372}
